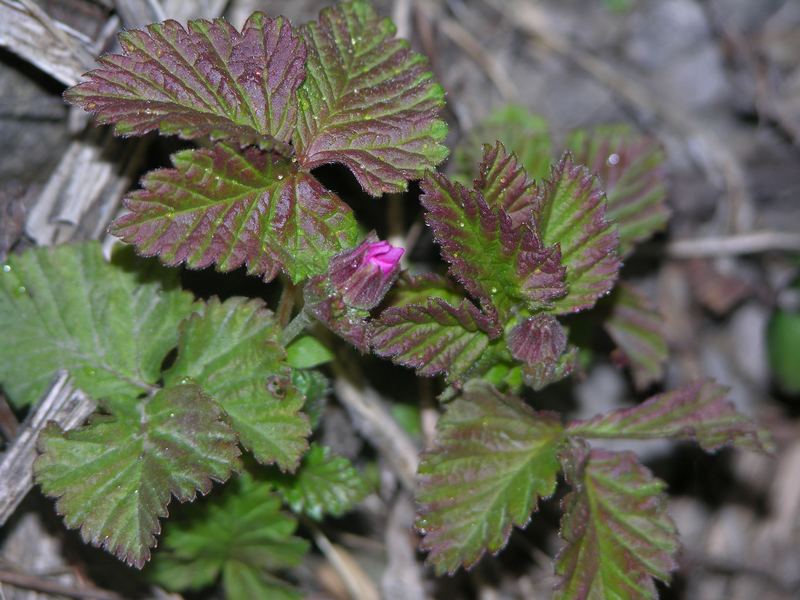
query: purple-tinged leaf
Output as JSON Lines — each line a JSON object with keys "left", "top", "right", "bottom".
{"left": 521, "top": 348, "right": 577, "bottom": 391}
{"left": 293, "top": 0, "right": 448, "bottom": 195}
{"left": 554, "top": 446, "right": 679, "bottom": 600}
{"left": 416, "top": 382, "right": 563, "bottom": 574}
{"left": 371, "top": 298, "right": 500, "bottom": 380}
{"left": 507, "top": 314, "right": 574, "bottom": 390}
{"left": 165, "top": 297, "right": 311, "bottom": 471}
{"left": 533, "top": 155, "right": 620, "bottom": 314}
{"left": 507, "top": 314, "right": 568, "bottom": 367}
{"left": 66, "top": 14, "right": 305, "bottom": 150}
{"left": 567, "top": 380, "right": 774, "bottom": 453}
{"left": 304, "top": 275, "right": 370, "bottom": 352}
{"left": 387, "top": 272, "right": 464, "bottom": 308}
{"left": 111, "top": 143, "right": 359, "bottom": 283}
{"left": 328, "top": 232, "right": 404, "bottom": 310}
{"left": 34, "top": 384, "right": 240, "bottom": 568}
{"left": 566, "top": 125, "right": 669, "bottom": 257}
{"left": 421, "top": 172, "right": 566, "bottom": 317}
{"left": 454, "top": 105, "right": 553, "bottom": 186}
{"left": 473, "top": 142, "right": 538, "bottom": 229}
{"left": 604, "top": 282, "right": 668, "bottom": 390}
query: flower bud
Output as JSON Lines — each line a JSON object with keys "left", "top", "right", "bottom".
{"left": 328, "top": 233, "right": 404, "bottom": 310}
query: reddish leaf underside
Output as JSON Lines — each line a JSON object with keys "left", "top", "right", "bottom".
{"left": 371, "top": 297, "right": 500, "bottom": 380}
{"left": 567, "top": 379, "right": 774, "bottom": 453}
{"left": 66, "top": 14, "right": 305, "bottom": 150}
{"left": 421, "top": 172, "right": 566, "bottom": 318}
{"left": 111, "top": 143, "right": 359, "bottom": 283}
{"left": 533, "top": 155, "right": 620, "bottom": 314}
{"left": 416, "top": 383, "right": 563, "bottom": 574}
{"left": 507, "top": 314, "right": 574, "bottom": 389}
{"left": 554, "top": 447, "right": 679, "bottom": 600}
{"left": 293, "top": 0, "right": 448, "bottom": 195}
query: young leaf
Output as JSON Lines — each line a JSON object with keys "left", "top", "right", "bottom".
{"left": 387, "top": 272, "right": 464, "bottom": 308}
{"left": 303, "top": 275, "right": 371, "bottom": 352}
{"left": 111, "top": 143, "right": 359, "bottom": 283}
{"left": 371, "top": 297, "right": 500, "bottom": 380}
{"left": 165, "top": 297, "right": 311, "bottom": 471}
{"left": 533, "top": 155, "right": 620, "bottom": 314}
{"left": 148, "top": 474, "right": 307, "bottom": 598}
{"left": 416, "top": 383, "right": 564, "bottom": 574}
{"left": 34, "top": 384, "right": 240, "bottom": 568}
{"left": 567, "top": 380, "right": 774, "bottom": 453}
{"left": 66, "top": 14, "right": 305, "bottom": 150}
{"left": 270, "top": 444, "right": 371, "bottom": 520}
{"left": 421, "top": 172, "right": 566, "bottom": 317}
{"left": 293, "top": 0, "right": 448, "bottom": 195}
{"left": 604, "top": 282, "right": 667, "bottom": 390}
{"left": 474, "top": 142, "right": 538, "bottom": 229}
{"left": 285, "top": 335, "right": 334, "bottom": 369}
{"left": 0, "top": 242, "right": 194, "bottom": 408}
{"left": 507, "top": 314, "right": 573, "bottom": 389}
{"left": 566, "top": 125, "right": 668, "bottom": 257}
{"left": 554, "top": 447, "right": 679, "bottom": 600}
{"left": 454, "top": 105, "right": 552, "bottom": 185}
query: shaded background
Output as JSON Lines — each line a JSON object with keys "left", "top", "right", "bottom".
{"left": 1, "top": 0, "right": 799, "bottom": 598}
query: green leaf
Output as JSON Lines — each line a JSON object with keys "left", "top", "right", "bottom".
{"left": 371, "top": 297, "right": 500, "bottom": 381}
{"left": 387, "top": 272, "right": 464, "bottom": 308}
{"left": 416, "top": 382, "right": 564, "bottom": 574}
{"left": 270, "top": 444, "right": 371, "bottom": 520}
{"left": 566, "top": 125, "right": 668, "bottom": 257}
{"left": 285, "top": 335, "right": 334, "bottom": 369}
{"left": 454, "top": 105, "right": 552, "bottom": 185}
{"left": 111, "top": 143, "right": 360, "bottom": 283}
{"left": 554, "top": 447, "right": 679, "bottom": 600}
{"left": 0, "top": 242, "right": 194, "bottom": 408}
{"left": 421, "top": 170, "right": 567, "bottom": 318}
{"left": 148, "top": 474, "right": 307, "bottom": 597}
{"left": 291, "top": 369, "right": 329, "bottom": 429}
{"left": 534, "top": 155, "right": 621, "bottom": 314}
{"left": 473, "top": 142, "right": 540, "bottom": 229}
{"left": 34, "top": 383, "right": 240, "bottom": 568}
{"left": 567, "top": 380, "right": 774, "bottom": 453}
{"left": 66, "top": 14, "right": 306, "bottom": 150}
{"left": 767, "top": 308, "right": 800, "bottom": 394}
{"left": 165, "top": 297, "right": 311, "bottom": 470}
{"left": 603, "top": 282, "right": 667, "bottom": 390}
{"left": 293, "top": 0, "right": 448, "bottom": 195}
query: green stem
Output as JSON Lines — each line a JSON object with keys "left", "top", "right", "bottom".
{"left": 280, "top": 308, "right": 313, "bottom": 347}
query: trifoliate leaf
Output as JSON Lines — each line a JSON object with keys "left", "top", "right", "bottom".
{"left": 34, "top": 384, "right": 240, "bottom": 568}
{"left": 293, "top": 0, "right": 448, "bottom": 195}
{"left": 604, "top": 282, "right": 667, "bottom": 390}
{"left": 387, "top": 272, "right": 464, "bottom": 308}
{"left": 148, "top": 474, "right": 307, "bottom": 598}
{"left": 554, "top": 447, "right": 678, "bottom": 600}
{"left": 165, "top": 297, "right": 311, "bottom": 471}
{"left": 270, "top": 444, "right": 370, "bottom": 520}
{"left": 371, "top": 298, "right": 500, "bottom": 380}
{"left": 534, "top": 155, "right": 620, "bottom": 314}
{"left": 285, "top": 335, "right": 334, "bottom": 369}
{"left": 416, "top": 383, "right": 564, "bottom": 574}
{"left": 474, "top": 142, "right": 539, "bottom": 229}
{"left": 66, "top": 14, "right": 305, "bottom": 150}
{"left": 421, "top": 171, "right": 566, "bottom": 318}
{"left": 111, "top": 143, "right": 359, "bottom": 283}
{"left": 566, "top": 125, "right": 669, "bottom": 257}
{"left": 567, "top": 380, "right": 774, "bottom": 453}
{"left": 0, "top": 242, "right": 194, "bottom": 408}
{"left": 454, "top": 105, "right": 552, "bottom": 185}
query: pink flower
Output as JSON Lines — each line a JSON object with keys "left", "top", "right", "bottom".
{"left": 328, "top": 233, "right": 404, "bottom": 310}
